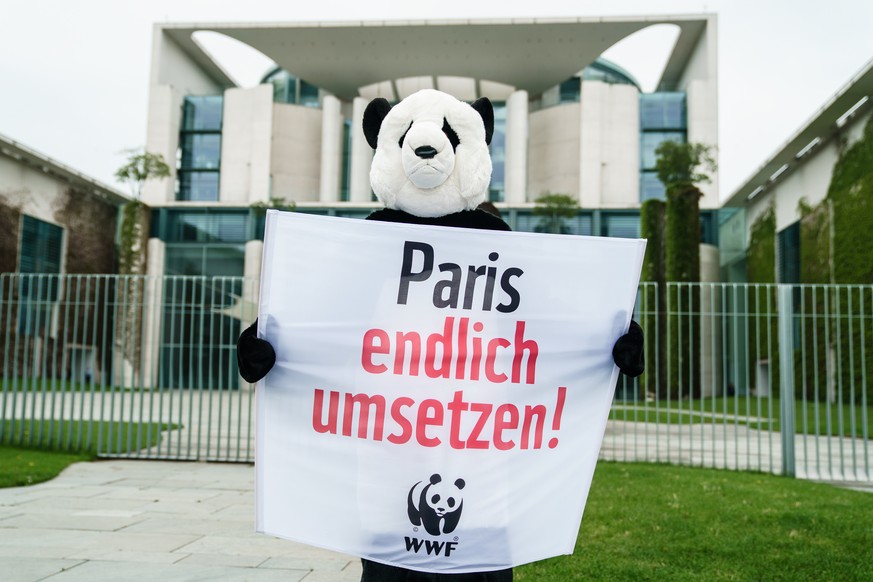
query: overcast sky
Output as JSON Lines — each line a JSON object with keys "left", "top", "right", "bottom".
{"left": 1, "top": 0, "right": 871, "bottom": 200}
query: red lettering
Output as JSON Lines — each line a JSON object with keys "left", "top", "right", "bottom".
{"left": 361, "top": 329, "right": 390, "bottom": 374}
{"left": 512, "top": 321, "right": 539, "bottom": 384}
{"left": 493, "top": 403, "right": 519, "bottom": 450}
{"left": 342, "top": 393, "right": 386, "bottom": 439}
{"left": 521, "top": 404, "right": 546, "bottom": 449}
{"left": 425, "top": 317, "right": 453, "bottom": 379}
{"left": 416, "top": 399, "right": 443, "bottom": 447}
{"left": 388, "top": 397, "right": 414, "bottom": 444}
{"left": 447, "top": 390, "right": 469, "bottom": 449}
{"left": 395, "top": 331, "right": 421, "bottom": 376}
{"left": 485, "top": 337, "right": 510, "bottom": 382}
{"left": 467, "top": 402, "right": 492, "bottom": 449}
{"left": 312, "top": 389, "right": 339, "bottom": 434}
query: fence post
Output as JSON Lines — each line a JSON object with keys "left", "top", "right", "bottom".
{"left": 777, "top": 285, "right": 796, "bottom": 477}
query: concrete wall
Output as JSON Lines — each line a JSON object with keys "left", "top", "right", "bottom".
{"left": 677, "top": 17, "right": 720, "bottom": 209}
{"left": 270, "top": 103, "right": 323, "bottom": 202}
{"left": 527, "top": 103, "right": 581, "bottom": 200}
{"left": 220, "top": 84, "right": 274, "bottom": 204}
{"left": 579, "top": 81, "right": 640, "bottom": 209}
{"left": 142, "top": 85, "right": 184, "bottom": 205}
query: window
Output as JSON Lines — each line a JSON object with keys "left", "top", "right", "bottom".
{"left": 640, "top": 132, "right": 685, "bottom": 170}
{"left": 778, "top": 222, "right": 801, "bottom": 284}
{"left": 263, "top": 68, "right": 321, "bottom": 107}
{"left": 639, "top": 93, "right": 686, "bottom": 202}
{"left": 152, "top": 209, "right": 250, "bottom": 244}
{"left": 601, "top": 214, "right": 640, "bottom": 239}
{"left": 488, "top": 102, "right": 507, "bottom": 202}
{"left": 340, "top": 119, "right": 352, "bottom": 202}
{"left": 178, "top": 96, "right": 222, "bottom": 201}
{"left": 558, "top": 77, "right": 581, "bottom": 104}
{"left": 18, "top": 216, "right": 63, "bottom": 335}
{"left": 640, "top": 93, "right": 686, "bottom": 130}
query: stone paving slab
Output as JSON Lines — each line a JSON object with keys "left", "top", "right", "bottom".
{"left": 0, "top": 460, "right": 363, "bottom": 581}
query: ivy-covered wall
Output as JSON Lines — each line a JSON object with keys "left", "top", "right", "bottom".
{"left": 640, "top": 200, "right": 667, "bottom": 397}
{"left": 829, "top": 115, "right": 873, "bottom": 284}
{"left": 746, "top": 204, "right": 776, "bottom": 284}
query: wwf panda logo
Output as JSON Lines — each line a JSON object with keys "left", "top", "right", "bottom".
{"left": 407, "top": 473, "right": 465, "bottom": 536}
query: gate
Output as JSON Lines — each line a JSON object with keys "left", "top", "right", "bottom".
{"left": 1, "top": 274, "right": 871, "bottom": 481}
{"left": 0, "top": 273, "right": 257, "bottom": 462}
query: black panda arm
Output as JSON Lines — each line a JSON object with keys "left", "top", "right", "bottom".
{"left": 613, "top": 320, "right": 644, "bottom": 378}
{"left": 236, "top": 319, "right": 276, "bottom": 383}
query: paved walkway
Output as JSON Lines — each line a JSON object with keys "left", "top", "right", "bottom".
{"left": 0, "top": 460, "right": 361, "bottom": 582}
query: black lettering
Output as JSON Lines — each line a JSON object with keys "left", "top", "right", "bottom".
{"left": 496, "top": 268, "right": 524, "bottom": 313}
{"left": 462, "top": 266, "right": 486, "bottom": 309}
{"left": 398, "top": 242, "right": 434, "bottom": 305}
{"left": 433, "top": 264, "right": 462, "bottom": 308}
{"left": 405, "top": 537, "right": 425, "bottom": 552}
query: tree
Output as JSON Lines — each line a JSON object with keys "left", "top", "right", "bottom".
{"left": 654, "top": 141, "right": 716, "bottom": 194}
{"left": 113, "top": 150, "right": 170, "bottom": 387}
{"left": 654, "top": 140, "right": 716, "bottom": 399}
{"left": 533, "top": 193, "right": 579, "bottom": 234}
{"left": 114, "top": 150, "right": 170, "bottom": 200}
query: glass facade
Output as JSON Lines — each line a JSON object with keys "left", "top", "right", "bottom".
{"left": 488, "top": 102, "right": 507, "bottom": 202}
{"left": 178, "top": 96, "right": 223, "bottom": 202}
{"left": 639, "top": 93, "right": 687, "bottom": 202}
{"left": 18, "top": 215, "right": 63, "bottom": 335}
{"left": 262, "top": 67, "right": 321, "bottom": 107}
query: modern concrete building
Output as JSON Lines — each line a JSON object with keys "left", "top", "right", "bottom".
{"left": 142, "top": 16, "right": 719, "bottom": 388}
{"left": 0, "top": 132, "right": 128, "bottom": 277}
{"left": 0, "top": 132, "right": 130, "bottom": 384}
{"left": 720, "top": 57, "right": 873, "bottom": 282}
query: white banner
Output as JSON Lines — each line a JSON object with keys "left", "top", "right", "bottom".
{"left": 256, "top": 211, "right": 645, "bottom": 574}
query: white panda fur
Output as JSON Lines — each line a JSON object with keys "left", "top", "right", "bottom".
{"left": 369, "top": 89, "right": 493, "bottom": 218}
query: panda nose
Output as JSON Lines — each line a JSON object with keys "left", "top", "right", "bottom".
{"left": 414, "top": 145, "right": 438, "bottom": 159}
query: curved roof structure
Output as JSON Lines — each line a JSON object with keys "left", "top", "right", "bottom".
{"left": 157, "top": 15, "right": 712, "bottom": 99}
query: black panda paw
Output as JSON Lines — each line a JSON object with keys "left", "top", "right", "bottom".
{"left": 237, "top": 319, "right": 276, "bottom": 383}
{"left": 612, "top": 320, "right": 644, "bottom": 378}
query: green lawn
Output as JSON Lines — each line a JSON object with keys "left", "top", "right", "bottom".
{"left": 610, "top": 395, "right": 873, "bottom": 439}
{"left": 0, "top": 419, "right": 176, "bottom": 455}
{"left": 1, "top": 377, "right": 130, "bottom": 392}
{"left": 516, "top": 462, "right": 873, "bottom": 581}
{"left": 0, "top": 445, "right": 94, "bottom": 488}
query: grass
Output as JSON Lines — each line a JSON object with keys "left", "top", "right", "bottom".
{"left": 515, "top": 462, "right": 873, "bottom": 581}
{"left": 1, "top": 377, "right": 131, "bottom": 392}
{"left": 0, "top": 445, "right": 94, "bottom": 488}
{"left": 610, "top": 395, "right": 873, "bottom": 439}
{"left": 0, "top": 419, "right": 177, "bottom": 455}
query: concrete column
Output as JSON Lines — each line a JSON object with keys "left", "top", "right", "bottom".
{"left": 142, "top": 85, "right": 183, "bottom": 205}
{"left": 142, "top": 238, "right": 166, "bottom": 389}
{"left": 220, "top": 84, "right": 273, "bottom": 204}
{"left": 243, "top": 239, "right": 263, "bottom": 316}
{"left": 504, "top": 90, "right": 529, "bottom": 204}
{"left": 349, "top": 96, "right": 374, "bottom": 202}
{"left": 319, "top": 95, "right": 343, "bottom": 203}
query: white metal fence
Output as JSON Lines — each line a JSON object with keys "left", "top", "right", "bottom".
{"left": 1, "top": 274, "right": 870, "bottom": 481}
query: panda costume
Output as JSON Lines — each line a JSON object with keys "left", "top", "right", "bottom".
{"left": 237, "top": 89, "right": 644, "bottom": 581}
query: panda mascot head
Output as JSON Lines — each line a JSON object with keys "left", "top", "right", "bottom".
{"left": 363, "top": 89, "right": 494, "bottom": 218}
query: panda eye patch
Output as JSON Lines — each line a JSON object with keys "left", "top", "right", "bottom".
{"left": 431, "top": 494, "right": 440, "bottom": 504}
{"left": 398, "top": 122, "right": 413, "bottom": 148}
{"left": 442, "top": 118, "right": 460, "bottom": 151}
{"left": 447, "top": 497, "right": 455, "bottom": 508}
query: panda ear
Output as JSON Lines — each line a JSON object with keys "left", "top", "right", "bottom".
{"left": 470, "top": 98, "right": 494, "bottom": 145}
{"left": 429, "top": 474, "right": 442, "bottom": 485}
{"left": 363, "top": 98, "right": 392, "bottom": 149}
{"left": 454, "top": 478, "right": 465, "bottom": 490}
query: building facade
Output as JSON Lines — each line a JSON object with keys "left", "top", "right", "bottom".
{"left": 0, "top": 133, "right": 129, "bottom": 384}
{"left": 141, "top": 16, "right": 719, "bottom": 388}
{"left": 721, "top": 57, "right": 873, "bottom": 284}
